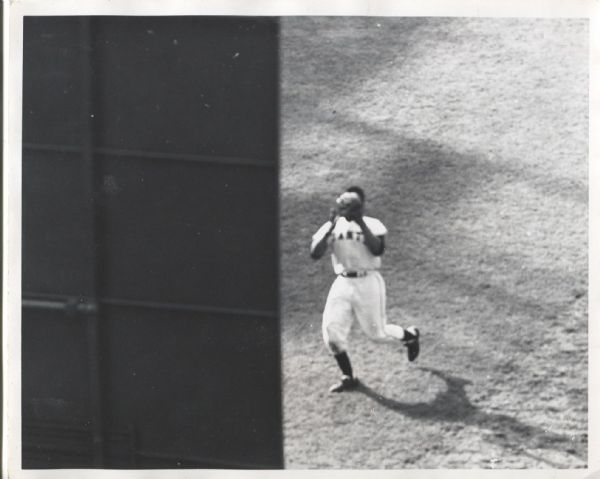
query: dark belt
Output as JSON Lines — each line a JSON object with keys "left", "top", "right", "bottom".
{"left": 340, "top": 271, "right": 368, "bottom": 278}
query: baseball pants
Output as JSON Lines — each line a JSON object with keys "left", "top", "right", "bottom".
{"left": 322, "top": 271, "right": 405, "bottom": 353}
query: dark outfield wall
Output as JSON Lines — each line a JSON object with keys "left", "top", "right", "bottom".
{"left": 22, "top": 17, "right": 281, "bottom": 468}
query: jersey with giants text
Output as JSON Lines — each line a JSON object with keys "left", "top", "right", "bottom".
{"left": 312, "top": 216, "right": 388, "bottom": 274}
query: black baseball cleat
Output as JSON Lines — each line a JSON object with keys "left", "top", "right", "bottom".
{"left": 403, "top": 326, "right": 420, "bottom": 362}
{"left": 329, "top": 375, "right": 359, "bottom": 393}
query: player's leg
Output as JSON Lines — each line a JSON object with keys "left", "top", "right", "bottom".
{"left": 322, "top": 277, "right": 359, "bottom": 393}
{"left": 354, "top": 272, "right": 420, "bottom": 361}
{"left": 375, "top": 271, "right": 420, "bottom": 360}
{"left": 353, "top": 272, "right": 393, "bottom": 340}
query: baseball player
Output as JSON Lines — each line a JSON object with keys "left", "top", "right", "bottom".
{"left": 310, "top": 186, "right": 420, "bottom": 393}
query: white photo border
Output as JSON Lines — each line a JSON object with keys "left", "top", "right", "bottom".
{"left": 4, "top": 0, "right": 599, "bottom": 478}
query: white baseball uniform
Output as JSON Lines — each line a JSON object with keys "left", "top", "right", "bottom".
{"left": 311, "top": 216, "right": 406, "bottom": 353}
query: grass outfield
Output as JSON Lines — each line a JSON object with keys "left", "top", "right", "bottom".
{"left": 280, "top": 18, "right": 588, "bottom": 468}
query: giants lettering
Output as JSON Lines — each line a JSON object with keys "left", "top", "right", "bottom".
{"left": 335, "top": 231, "right": 364, "bottom": 242}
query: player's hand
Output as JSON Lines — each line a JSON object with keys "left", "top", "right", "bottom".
{"left": 336, "top": 191, "right": 363, "bottom": 222}
{"left": 329, "top": 207, "right": 340, "bottom": 224}
{"left": 345, "top": 202, "right": 363, "bottom": 222}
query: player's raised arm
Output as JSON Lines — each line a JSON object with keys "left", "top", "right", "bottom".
{"left": 342, "top": 193, "right": 385, "bottom": 256}
{"left": 310, "top": 209, "right": 338, "bottom": 260}
{"left": 355, "top": 217, "right": 385, "bottom": 256}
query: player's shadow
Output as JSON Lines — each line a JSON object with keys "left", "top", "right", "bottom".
{"left": 357, "top": 367, "right": 584, "bottom": 467}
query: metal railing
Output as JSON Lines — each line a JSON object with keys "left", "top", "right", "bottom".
{"left": 23, "top": 143, "right": 276, "bottom": 169}
{"left": 22, "top": 292, "right": 277, "bottom": 319}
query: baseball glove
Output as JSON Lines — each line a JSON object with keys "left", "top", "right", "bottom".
{"left": 335, "top": 191, "right": 363, "bottom": 221}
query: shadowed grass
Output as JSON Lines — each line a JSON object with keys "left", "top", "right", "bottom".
{"left": 281, "top": 17, "right": 587, "bottom": 469}
{"left": 357, "top": 368, "right": 585, "bottom": 467}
